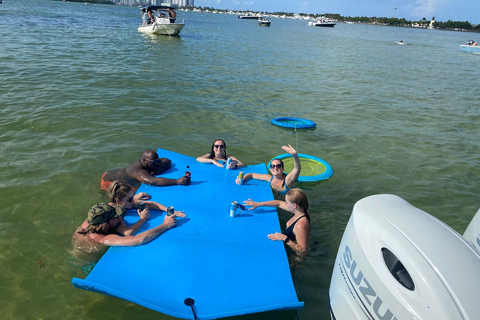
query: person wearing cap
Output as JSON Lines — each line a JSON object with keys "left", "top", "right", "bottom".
{"left": 71, "top": 182, "right": 185, "bottom": 258}
{"left": 100, "top": 149, "right": 190, "bottom": 194}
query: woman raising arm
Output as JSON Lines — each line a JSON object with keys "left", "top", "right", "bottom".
{"left": 238, "top": 144, "right": 301, "bottom": 194}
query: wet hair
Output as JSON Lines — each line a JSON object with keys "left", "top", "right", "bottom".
{"left": 85, "top": 219, "right": 120, "bottom": 235}
{"left": 208, "top": 139, "right": 227, "bottom": 159}
{"left": 108, "top": 181, "right": 132, "bottom": 203}
{"left": 286, "top": 188, "right": 310, "bottom": 221}
{"left": 86, "top": 222, "right": 110, "bottom": 234}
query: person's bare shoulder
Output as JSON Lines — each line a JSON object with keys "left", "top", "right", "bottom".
{"left": 127, "top": 160, "right": 149, "bottom": 177}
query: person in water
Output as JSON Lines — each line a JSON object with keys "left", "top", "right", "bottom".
{"left": 243, "top": 188, "right": 310, "bottom": 254}
{"left": 72, "top": 181, "right": 185, "bottom": 260}
{"left": 196, "top": 139, "right": 244, "bottom": 169}
{"left": 236, "top": 144, "right": 300, "bottom": 195}
{"left": 100, "top": 149, "right": 190, "bottom": 193}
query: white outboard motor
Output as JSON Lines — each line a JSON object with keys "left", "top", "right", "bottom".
{"left": 463, "top": 208, "right": 480, "bottom": 254}
{"left": 329, "top": 194, "right": 480, "bottom": 320}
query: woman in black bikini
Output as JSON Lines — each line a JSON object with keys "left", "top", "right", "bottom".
{"left": 244, "top": 188, "right": 310, "bottom": 253}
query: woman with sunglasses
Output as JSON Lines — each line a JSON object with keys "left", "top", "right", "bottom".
{"left": 243, "top": 188, "right": 311, "bottom": 254}
{"left": 196, "top": 139, "right": 244, "bottom": 169}
{"left": 71, "top": 181, "right": 185, "bottom": 258}
{"left": 237, "top": 144, "right": 300, "bottom": 195}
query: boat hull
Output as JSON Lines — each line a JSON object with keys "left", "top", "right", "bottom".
{"left": 238, "top": 15, "right": 261, "bottom": 19}
{"left": 137, "top": 23, "right": 184, "bottom": 36}
{"left": 312, "top": 23, "right": 335, "bottom": 27}
{"left": 460, "top": 45, "right": 480, "bottom": 54}
{"left": 308, "top": 21, "right": 335, "bottom": 27}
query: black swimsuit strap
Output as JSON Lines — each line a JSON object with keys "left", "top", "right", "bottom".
{"left": 288, "top": 215, "right": 306, "bottom": 227}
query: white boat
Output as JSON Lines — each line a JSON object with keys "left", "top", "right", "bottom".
{"left": 258, "top": 17, "right": 271, "bottom": 27}
{"left": 308, "top": 17, "right": 336, "bottom": 27}
{"left": 460, "top": 40, "right": 479, "bottom": 54}
{"left": 137, "top": 5, "right": 184, "bottom": 36}
{"left": 329, "top": 194, "right": 480, "bottom": 320}
{"left": 238, "top": 13, "right": 262, "bottom": 19}
{"left": 395, "top": 40, "right": 405, "bottom": 45}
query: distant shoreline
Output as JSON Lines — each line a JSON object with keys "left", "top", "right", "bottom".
{"left": 183, "top": 6, "right": 480, "bottom": 34}
{"left": 62, "top": 1, "right": 480, "bottom": 34}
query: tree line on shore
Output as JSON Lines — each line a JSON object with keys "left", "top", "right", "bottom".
{"left": 190, "top": 6, "right": 480, "bottom": 32}
{"left": 69, "top": 1, "right": 480, "bottom": 32}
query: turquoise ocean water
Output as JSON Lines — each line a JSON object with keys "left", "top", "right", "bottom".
{"left": 0, "top": 0, "right": 479, "bottom": 319}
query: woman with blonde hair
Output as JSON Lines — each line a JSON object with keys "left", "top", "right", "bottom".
{"left": 72, "top": 181, "right": 185, "bottom": 256}
{"left": 244, "top": 188, "right": 310, "bottom": 253}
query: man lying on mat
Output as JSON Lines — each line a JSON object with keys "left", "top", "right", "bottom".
{"left": 101, "top": 149, "right": 190, "bottom": 193}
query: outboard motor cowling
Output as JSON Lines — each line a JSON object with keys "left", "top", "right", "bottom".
{"left": 329, "top": 194, "right": 480, "bottom": 320}
{"left": 463, "top": 208, "right": 480, "bottom": 254}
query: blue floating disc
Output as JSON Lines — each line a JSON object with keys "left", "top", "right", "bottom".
{"left": 271, "top": 117, "right": 316, "bottom": 129}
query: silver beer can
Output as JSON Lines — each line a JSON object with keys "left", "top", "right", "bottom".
{"left": 229, "top": 201, "right": 237, "bottom": 218}
{"left": 167, "top": 206, "right": 174, "bottom": 216}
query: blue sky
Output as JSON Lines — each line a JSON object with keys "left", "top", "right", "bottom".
{"left": 196, "top": 0, "right": 480, "bottom": 24}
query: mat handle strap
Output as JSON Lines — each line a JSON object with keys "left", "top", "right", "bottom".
{"left": 184, "top": 298, "right": 198, "bottom": 320}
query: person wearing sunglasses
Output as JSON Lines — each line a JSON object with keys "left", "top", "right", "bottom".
{"left": 100, "top": 149, "right": 190, "bottom": 194}
{"left": 236, "top": 144, "right": 301, "bottom": 195}
{"left": 243, "top": 188, "right": 311, "bottom": 254}
{"left": 72, "top": 181, "right": 186, "bottom": 262}
{"left": 196, "top": 139, "right": 244, "bottom": 169}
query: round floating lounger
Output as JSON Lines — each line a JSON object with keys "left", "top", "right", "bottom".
{"left": 268, "top": 153, "right": 333, "bottom": 182}
{"left": 271, "top": 117, "right": 316, "bottom": 129}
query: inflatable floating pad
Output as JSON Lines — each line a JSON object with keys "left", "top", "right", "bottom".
{"left": 269, "top": 153, "right": 333, "bottom": 182}
{"left": 271, "top": 117, "right": 316, "bottom": 129}
{"left": 72, "top": 148, "right": 303, "bottom": 319}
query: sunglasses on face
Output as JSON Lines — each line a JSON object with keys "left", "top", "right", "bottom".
{"left": 270, "top": 164, "right": 283, "bottom": 169}
{"left": 214, "top": 145, "right": 225, "bottom": 149}
{"left": 126, "top": 197, "right": 134, "bottom": 203}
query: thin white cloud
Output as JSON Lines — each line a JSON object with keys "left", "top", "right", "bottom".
{"left": 411, "top": 0, "right": 437, "bottom": 19}
{"left": 298, "top": 1, "right": 310, "bottom": 13}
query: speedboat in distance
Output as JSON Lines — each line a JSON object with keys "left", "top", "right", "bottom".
{"left": 308, "top": 17, "right": 336, "bottom": 27}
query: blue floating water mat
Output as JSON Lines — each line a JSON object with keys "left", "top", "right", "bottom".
{"left": 72, "top": 148, "right": 304, "bottom": 319}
